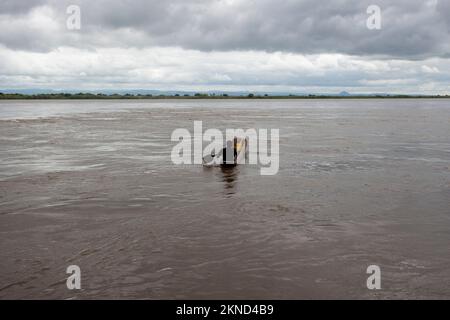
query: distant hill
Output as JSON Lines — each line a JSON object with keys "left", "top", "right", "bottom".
{"left": 0, "top": 89, "right": 448, "bottom": 99}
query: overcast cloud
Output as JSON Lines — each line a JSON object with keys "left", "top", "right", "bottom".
{"left": 0, "top": 0, "right": 449, "bottom": 94}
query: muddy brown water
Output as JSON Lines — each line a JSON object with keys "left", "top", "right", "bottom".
{"left": 0, "top": 99, "right": 449, "bottom": 299}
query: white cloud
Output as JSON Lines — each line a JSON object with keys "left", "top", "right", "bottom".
{"left": 1, "top": 45, "right": 449, "bottom": 94}
{"left": 421, "top": 65, "right": 440, "bottom": 74}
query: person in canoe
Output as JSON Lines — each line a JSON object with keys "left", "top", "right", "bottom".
{"left": 203, "top": 136, "right": 248, "bottom": 166}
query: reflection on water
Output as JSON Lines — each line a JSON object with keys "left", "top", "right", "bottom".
{"left": 219, "top": 165, "right": 239, "bottom": 196}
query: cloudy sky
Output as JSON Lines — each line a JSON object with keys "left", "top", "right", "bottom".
{"left": 0, "top": 0, "right": 449, "bottom": 94}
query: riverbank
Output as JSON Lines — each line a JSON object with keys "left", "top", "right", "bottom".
{"left": 1, "top": 93, "right": 450, "bottom": 100}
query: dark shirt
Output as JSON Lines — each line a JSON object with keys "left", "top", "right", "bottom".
{"left": 222, "top": 146, "right": 237, "bottom": 164}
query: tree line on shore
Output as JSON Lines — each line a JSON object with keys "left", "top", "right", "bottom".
{"left": 0, "top": 92, "right": 448, "bottom": 99}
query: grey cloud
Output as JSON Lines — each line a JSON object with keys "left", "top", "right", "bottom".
{"left": 0, "top": 0, "right": 46, "bottom": 14}
{"left": 0, "top": 0, "right": 449, "bottom": 59}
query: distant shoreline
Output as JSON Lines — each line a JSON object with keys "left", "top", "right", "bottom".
{"left": 1, "top": 93, "right": 449, "bottom": 100}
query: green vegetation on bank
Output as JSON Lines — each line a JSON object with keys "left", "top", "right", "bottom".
{"left": 0, "top": 92, "right": 449, "bottom": 100}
